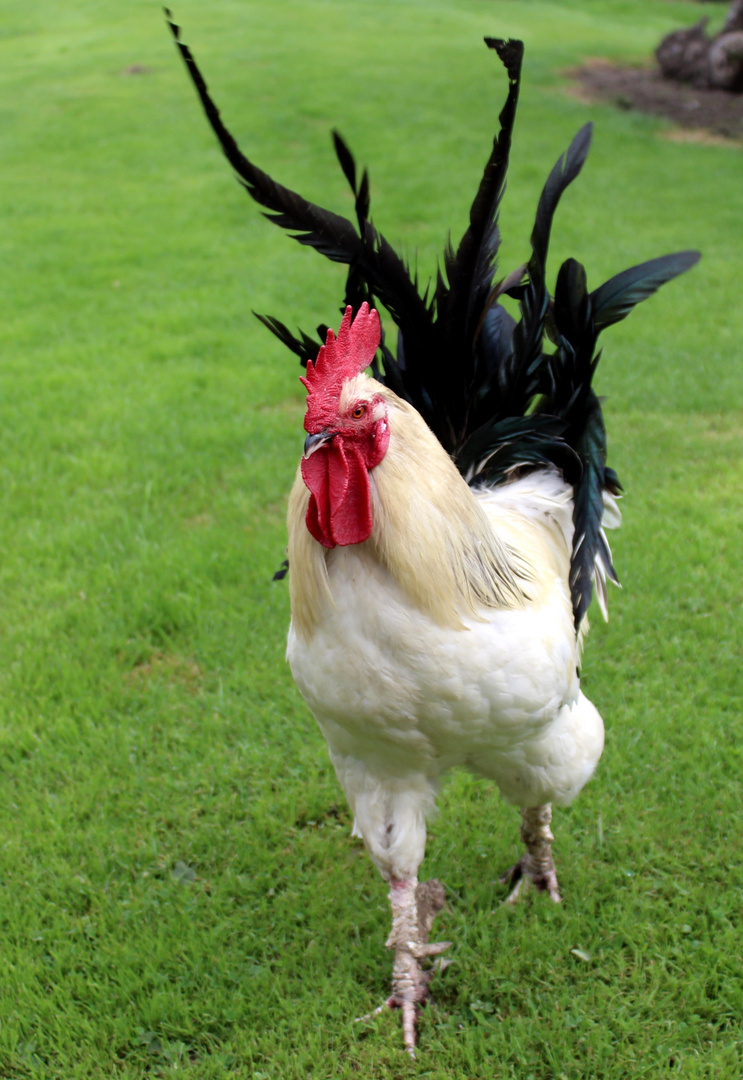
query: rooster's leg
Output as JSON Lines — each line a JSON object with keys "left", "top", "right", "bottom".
{"left": 361, "top": 878, "right": 449, "bottom": 1056}
{"left": 500, "top": 804, "right": 562, "bottom": 904}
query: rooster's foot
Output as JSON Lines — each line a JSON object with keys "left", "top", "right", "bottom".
{"left": 356, "top": 878, "right": 450, "bottom": 1057}
{"left": 500, "top": 804, "right": 562, "bottom": 904}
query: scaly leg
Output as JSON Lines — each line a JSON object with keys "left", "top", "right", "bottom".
{"left": 358, "top": 878, "right": 450, "bottom": 1056}
{"left": 500, "top": 804, "right": 562, "bottom": 904}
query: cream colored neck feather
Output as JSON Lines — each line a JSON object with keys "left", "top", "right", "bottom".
{"left": 287, "top": 379, "right": 534, "bottom": 640}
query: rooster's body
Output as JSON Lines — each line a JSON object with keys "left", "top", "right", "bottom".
{"left": 287, "top": 390, "right": 603, "bottom": 873}
{"left": 170, "top": 19, "right": 699, "bottom": 1054}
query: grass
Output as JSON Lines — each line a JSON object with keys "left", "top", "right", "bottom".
{"left": 0, "top": 0, "right": 741, "bottom": 1076}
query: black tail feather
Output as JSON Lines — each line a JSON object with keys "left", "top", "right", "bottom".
{"left": 167, "top": 15, "right": 363, "bottom": 265}
{"left": 253, "top": 312, "right": 321, "bottom": 366}
{"left": 167, "top": 12, "right": 433, "bottom": 353}
{"left": 591, "top": 250, "right": 701, "bottom": 332}
{"left": 530, "top": 124, "right": 592, "bottom": 272}
{"left": 170, "top": 16, "right": 701, "bottom": 627}
{"left": 503, "top": 126, "right": 594, "bottom": 421}
{"left": 570, "top": 393, "right": 618, "bottom": 627}
{"left": 332, "top": 131, "right": 371, "bottom": 237}
{"left": 544, "top": 244, "right": 699, "bottom": 625}
{"left": 440, "top": 39, "right": 523, "bottom": 373}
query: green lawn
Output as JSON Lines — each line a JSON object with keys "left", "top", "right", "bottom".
{"left": 0, "top": 1, "right": 741, "bottom": 1077}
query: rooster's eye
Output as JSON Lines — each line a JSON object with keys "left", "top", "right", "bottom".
{"left": 352, "top": 404, "right": 366, "bottom": 419}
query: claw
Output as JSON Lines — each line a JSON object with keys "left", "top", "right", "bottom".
{"left": 354, "top": 1002, "right": 387, "bottom": 1024}
{"left": 359, "top": 877, "right": 449, "bottom": 1055}
{"left": 501, "top": 856, "right": 562, "bottom": 903}
{"left": 409, "top": 939, "right": 453, "bottom": 959}
{"left": 501, "top": 804, "right": 563, "bottom": 904}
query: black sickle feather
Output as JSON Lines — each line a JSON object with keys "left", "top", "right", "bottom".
{"left": 494, "top": 124, "right": 593, "bottom": 430}
{"left": 441, "top": 38, "right": 523, "bottom": 366}
{"left": 332, "top": 130, "right": 358, "bottom": 198}
{"left": 167, "top": 12, "right": 433, "bottom": 350}
{"left": 377, "top": 39, "right": 528, "bottom": 452}
{"left": 531, "top": 124, "right": 593, "bottom": 272}
{"left": 332, "top": 131, "right": 371, "bottom": 236}
{"left": 331, "top": 131, "right": 375, "bottom": 319}
{"left": 253, "top": 313, "right": 321, "bottom": 366}
{"left": 166, "top": 12, "right": 362, "bottom": 265}
{"left": 570, "top": 393, "right": 617, "bottom": 628}
{"left": 547, "top": 257, "right": 596, "bottom": 422}
{"left": 422, "top": 39, "right": 523, "bottom": 444}
{"left": 591, "top": 250, "right": 701, "bottom": 331}
{"left": 547, "top": 257, "right": 608, "bottom": 626}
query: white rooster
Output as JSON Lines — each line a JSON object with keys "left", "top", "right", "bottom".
{"left": 169, "top": 18, "right": 699, "bottom": 1054}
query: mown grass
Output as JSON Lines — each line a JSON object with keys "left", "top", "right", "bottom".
{"left": 0, "top": 0, "right": 741, "bottom": 1077}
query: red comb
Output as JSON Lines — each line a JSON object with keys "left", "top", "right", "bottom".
{"left": 300, "top": 303, "right": 381, "bottom": 430}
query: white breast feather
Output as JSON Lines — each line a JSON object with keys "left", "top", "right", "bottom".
{"left": 286, "top": 466, "right": 606, "bottom": 879}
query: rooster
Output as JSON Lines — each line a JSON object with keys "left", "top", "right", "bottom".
{"left": 168, "top": 17, "right": 699, "bottom": 1054}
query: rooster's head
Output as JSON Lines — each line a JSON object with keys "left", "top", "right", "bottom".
{"left": 299, "top": 303, "right": 390, "bottom": 548}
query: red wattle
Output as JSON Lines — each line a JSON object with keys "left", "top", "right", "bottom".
{"left": 301, "top": 441, "right": 374, "bottom": 548}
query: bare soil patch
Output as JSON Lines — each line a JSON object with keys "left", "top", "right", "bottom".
{"left": 568, "top": 59, "right": 743, "bottom": 142}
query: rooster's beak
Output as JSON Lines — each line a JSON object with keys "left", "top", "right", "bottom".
{"left": 303, "top": 430, "right": 335, "bottom": 458}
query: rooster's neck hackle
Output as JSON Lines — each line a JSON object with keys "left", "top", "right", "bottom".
{"left": 288, "top": 383, "right": 535, "bottom": 640}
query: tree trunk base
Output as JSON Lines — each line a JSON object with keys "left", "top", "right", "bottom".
{"left": 656, "top": 1, "right": 743, "bottom": 92}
